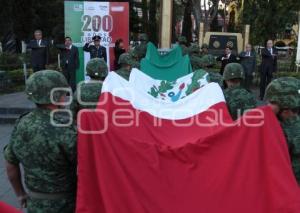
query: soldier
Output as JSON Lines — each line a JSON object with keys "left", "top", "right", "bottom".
{"left": 115, "top": 53, "right": 135, "bottom": 81}
{"left": 71, "top": 58, "right": 108, "bottom": 118}
{"left": 200, "top": 43, "right": 209, "bottom": 55}
{"left": 223, "top": 63, "right": 257, "bottom": 120}
{"left": 83, "top": 35, "right": 107, "bottom": 62}
{"left": 4, "top": 70, "right": 77, "bottom": 212}
{"left": 207, "top": 71, "right": 224, "bottom": 89}
{"left": 128, "top": 49, "right": 140, "bottom": 69}
{"left": 135, "top": 33, "right": 148, "bottom": 60}
{"left": 178, "top": 36, "right": 189, "bottom": 56}
{"left": 200, "top": 54, "right": 223, "bottom": 89}
{"left": 264, "top": 77, "right": 300, "bottom": 183}
{"left": 200, "top": 44, "right": 216, "bottom": 68}
{"left": 188, "top": 44, "right": 203, "bottom": 71}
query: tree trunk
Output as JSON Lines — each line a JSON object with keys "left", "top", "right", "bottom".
{"left": 191, "top": 0, "right": 202, "bottom": 39}
{"left": 182, "top": 0, "right": 192, "bottom": 44}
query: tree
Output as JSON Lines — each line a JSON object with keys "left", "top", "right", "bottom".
{"left": 242, "top": 0, "right": 300, "bottom": 44}
{"left": 181, "top": 0, "right": 193, "bottom": 44}
{"left": 130, "top": 0, "right": 159, "bottom": 45}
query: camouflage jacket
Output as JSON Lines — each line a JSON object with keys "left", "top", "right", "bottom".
{"left": 71, "top": 80, "right": 103, "bottom": 117}
{"left": 180, "top": 44, "right": 189, "bottom": 56}
{"left": 207, "top": 71, "right": 224, "bottom": 89}
{"left": 116, "top": 68, "right": 131, "bottom": 81}
{"left": 224, "top": 86, "right": 257, "bottom": 120}
{"left": 281, "top": 115, "right": 300, "bottom": 183}
{"left": 201, "top": 54, "right": 216, "bottom": 68}
{"left": 3, "top": 108, "right": 77, "bottom": 193}
{"left": 190, "top": 54, "right": 204, "bottom": 71}
{"left": 135, "top": 43, "right": 147, "bottom": 60}
{"left": 131, "top": 60, "right": 140, "bottom": 69}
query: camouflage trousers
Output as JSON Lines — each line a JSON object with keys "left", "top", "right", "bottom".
{"left": 27, "top": 197, "right": 75, "bottom": 213}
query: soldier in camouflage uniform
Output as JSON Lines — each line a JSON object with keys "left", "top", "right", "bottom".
{"left": 223, "top": 63, "right": 257, "bottom": 120}
{"left": 115, "top": 53, "right": 135, "bottom": 81}
{"left": 135, "top": 33, "right": 148, "bottom": 60}
{"left": 128, "top": 49, "right": 140, "bottom": 69}
{"left": 178, "top": 36, "right": 189, "bottom": 56}
{"left": 200, "top": 43, "right": 209, "bottom": 56}
{"left": 71, "top": 58, "right": 108, "bottom": 118}
{"left": 4, "top": 70, "right": 77, "bottom": 213}
{"left": 207, "top": 71, "right": 224, "bottom": 89}
{"left": 188, "top": 44, "right": 204, "bottom": 71}
{"left": 264, "top": 77, "right": 300, "bottom": 183}
{"left": 197, "top": 44, "right": 224, "bottom": 89}
{"left": 200, "top": 44, "right": 216, "bottom": 68}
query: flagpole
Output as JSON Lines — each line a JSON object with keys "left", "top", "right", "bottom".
{"left": 159, "top": 0, "right": 173, "bottom": 49}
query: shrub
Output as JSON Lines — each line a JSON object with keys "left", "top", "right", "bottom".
{"left": 275, "top": 71, "right": 300, "bottom": 79}
{"left": 6, "top": 69, "right": 25, "bottom": 84}
{"left": 0, "top": 53, "right": 24, "bottom": 70}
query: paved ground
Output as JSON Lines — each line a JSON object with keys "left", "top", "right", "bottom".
{"left": 0, "top": 92, "right": 35, "bottom": 109}
{"left": 0, "top": 124, "right": 19, "bottom": 207}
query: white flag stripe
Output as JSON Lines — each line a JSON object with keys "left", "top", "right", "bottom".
{"left": 102, "top": 71, "right": 225, "bottom": 120}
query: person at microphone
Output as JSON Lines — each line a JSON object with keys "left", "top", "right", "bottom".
{"left": 217, "top": 46, "right": 237, "bottom": 75}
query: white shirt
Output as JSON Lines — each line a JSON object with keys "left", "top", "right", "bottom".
{"left": 268, "top": 48, "right": 273, "bottom": 55}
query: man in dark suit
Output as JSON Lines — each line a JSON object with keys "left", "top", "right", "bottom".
{"left": 61, "top": 37, "right": 79, "bottom": 92}
{"left": 260, "top": 40, "right": 278, "bottom": 100}
{"left": 239, "top": 44, "right": 256, "bottom": 90}
{"left": 27, "top": 30, "right": 49, "bottom": 72}
{"left": 216, "top": 46, "right": 237, "bottom": 75}
{"left": 83, "top": 36, "right": 107, "bottom": 62}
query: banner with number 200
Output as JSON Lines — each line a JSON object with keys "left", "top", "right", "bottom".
{"left": 65, "top": 1, "right": 129, "bottom": 82}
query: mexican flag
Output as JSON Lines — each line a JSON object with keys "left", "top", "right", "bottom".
{"left": 76, "top": 70, "right": 300, "bottom": 213}
{"left": 0, "top": 202, "right": 21, "bottom": 213}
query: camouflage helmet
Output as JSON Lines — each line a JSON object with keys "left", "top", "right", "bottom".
{"left": 86, "top": 58, "right": 108, "bottom": 79}
{"left": 264, "top": 77, "right": 300, "bottom": 109}
{"left": 223, "top": 63, "right": 245, "bottom": 81}
{"left": 189, "top": 44, "right": 200, "bottom": 54}
{"left": 178, "top": 36, "right": 187, "bottom": 44}
{"left": 118, "top": 53, "right": 134, "bottom": 65}
{"left": 139, "top": 33, "right": 148, "bottom": 42}
{"left": 201, "top": 43, "right": 209, "bottom": 49}
{"left": 26, "top": 70, "right": 69, "bottom": 104}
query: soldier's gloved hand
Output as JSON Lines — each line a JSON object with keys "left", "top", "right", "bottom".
{"left": 18, "top": 194, "right": 28, "bottom": 209}
{"left": 252, "top": 72, "right": 256, "bottom": 77}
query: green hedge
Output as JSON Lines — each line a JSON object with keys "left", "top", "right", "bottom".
{"left": 0, "top": 53, "right": 27, "bottom": 71}
{"left": 275, "top": 72, "right": 300, "bottom": 79}
{"left": 4, "top": 68, "right": 34, "bottom": 84}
